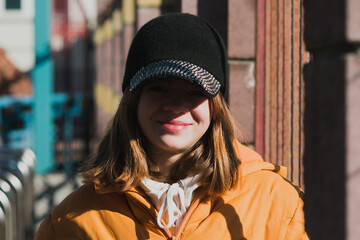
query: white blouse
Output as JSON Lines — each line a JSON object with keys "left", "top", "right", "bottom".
{"left": 141, "top": 175, "right": 200, "bottom": 229}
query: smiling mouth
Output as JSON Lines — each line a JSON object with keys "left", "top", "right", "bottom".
{"left": 158, "top": 120, "right": 191, "bottom": 132}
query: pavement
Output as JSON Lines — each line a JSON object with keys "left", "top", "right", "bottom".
{"left": 33, "top": 170, "right": 84, "bottom": 232}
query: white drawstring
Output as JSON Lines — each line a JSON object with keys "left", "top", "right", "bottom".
{"left": 141, "top": 175, "right": 199, "bottom": 229}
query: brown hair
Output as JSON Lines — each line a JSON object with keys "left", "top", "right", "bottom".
{"left": 82, "top": 88, "right": 241, "bottom": 194}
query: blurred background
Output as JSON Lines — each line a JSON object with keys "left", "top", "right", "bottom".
{"left": 0, "top": 0, "right": 359, "bottom": 239}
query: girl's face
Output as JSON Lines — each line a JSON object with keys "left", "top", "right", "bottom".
{"left": 137, "top": 78, "right": 211, "bottom": 156}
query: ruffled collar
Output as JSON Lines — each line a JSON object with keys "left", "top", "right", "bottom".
{"left": 140, "top": 175, "right": 200, "bottom": 229}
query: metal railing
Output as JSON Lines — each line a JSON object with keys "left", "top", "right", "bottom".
{"left": 0, "top": 148, "right": 36, "bottom": 240}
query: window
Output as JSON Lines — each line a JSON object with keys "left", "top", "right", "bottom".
{"left": 5, "top": 0, "right": 21, "bottom": 10}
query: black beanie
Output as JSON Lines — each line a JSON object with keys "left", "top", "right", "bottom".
{"left": 122, "top": 13, "right": 228, "bottom": 98}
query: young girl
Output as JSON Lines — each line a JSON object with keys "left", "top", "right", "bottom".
{"left": 35, "top": 13, "right": 308, "bottom": 239}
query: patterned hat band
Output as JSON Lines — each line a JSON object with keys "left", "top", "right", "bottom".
{"left": 129, "top": 59, "right": 221, "bottom": 97}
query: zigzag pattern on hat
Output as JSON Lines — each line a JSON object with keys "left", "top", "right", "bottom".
{"left": 129, "top": 59, "right": 221, "bottom": 96}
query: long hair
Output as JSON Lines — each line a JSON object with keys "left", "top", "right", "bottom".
{"left": 82, "top": 87, "right": 241, "bottom": 194}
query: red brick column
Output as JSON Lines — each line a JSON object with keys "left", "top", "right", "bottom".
{"left": 256, "top": 0, "right": 308, "bottom": 186}
{"left": 303, "top": 0, "right": 360, "bottom": 239}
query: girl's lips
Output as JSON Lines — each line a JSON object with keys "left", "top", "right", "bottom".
{"left": 158, "top": 120, "right": 191, "bottom": 133}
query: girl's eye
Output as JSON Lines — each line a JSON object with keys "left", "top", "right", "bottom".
{"left": 188, "top": 90, "right": 205, "bottom": 97}
{"left": 148, "top": 85, "right": 167, "bottom": 93}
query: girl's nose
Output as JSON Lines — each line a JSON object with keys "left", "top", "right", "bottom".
{"left": 162, "top": 94, "right": 188, "bottom": 112}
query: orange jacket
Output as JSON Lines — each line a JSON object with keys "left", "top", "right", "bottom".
{"left": 35, "top": 145, "right": 308, "bottom": 239}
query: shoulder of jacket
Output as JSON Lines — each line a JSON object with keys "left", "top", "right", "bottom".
{"left": 239, "top": 168, "right": 304, "bottom": 201}
{"left": 239, "top": 161, "right": 304, "bottom": 199}
{"left": 50, "top": 183, "right": 126, "bottom": 218}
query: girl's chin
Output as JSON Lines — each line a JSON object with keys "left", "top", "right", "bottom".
{"left": 158, "top": 145, "right": 190, "bottom": 153}
{"left": 152, "top": 141, "right": 195, "bottom": 154}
